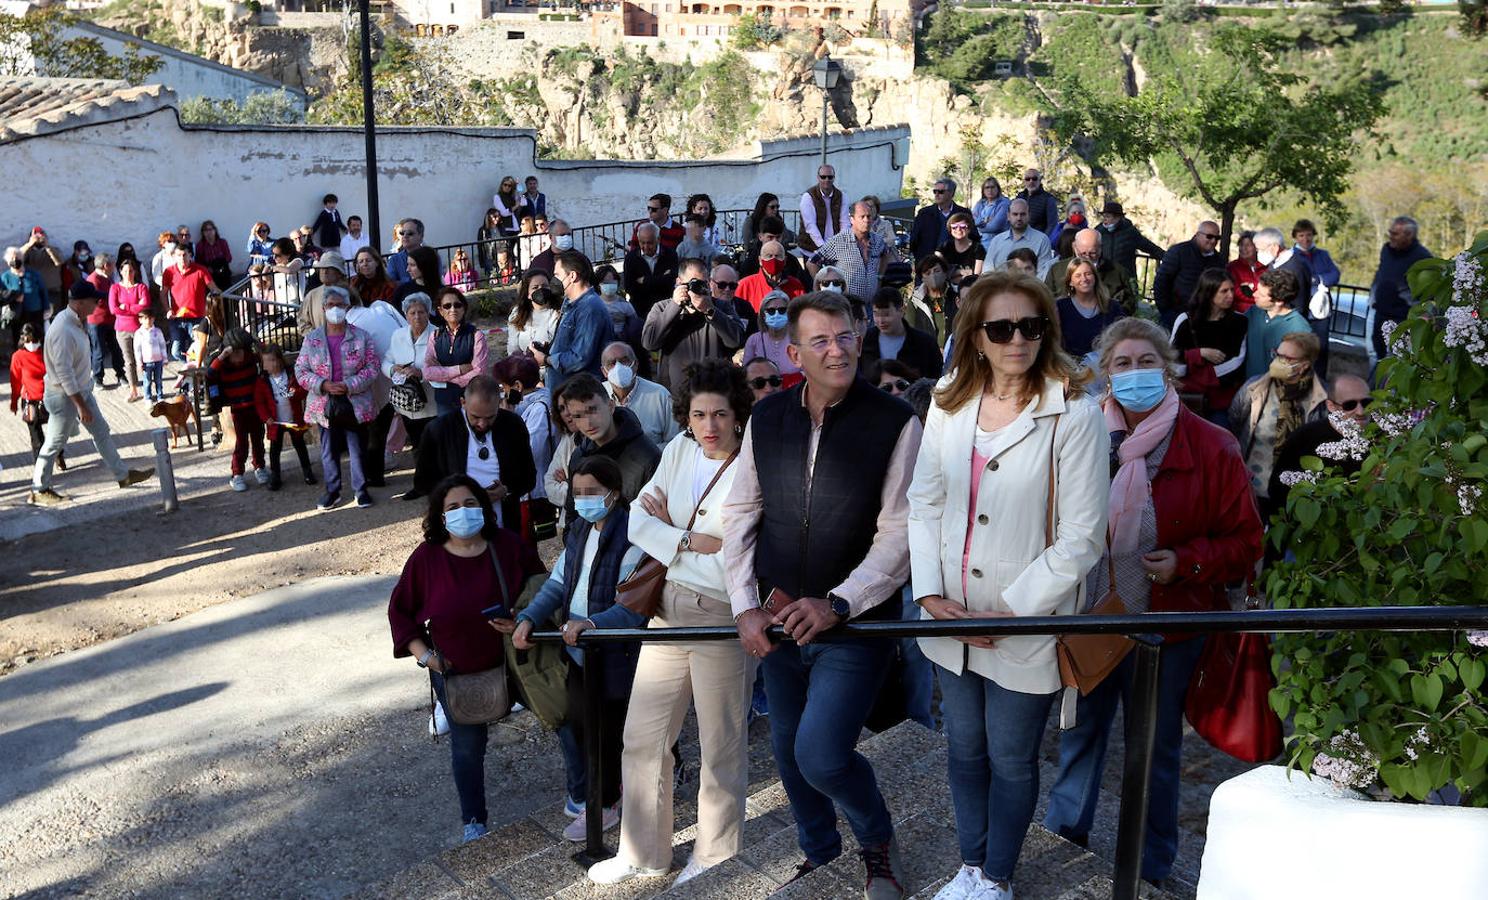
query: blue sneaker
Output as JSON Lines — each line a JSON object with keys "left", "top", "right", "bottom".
{"left": 563, "top": 795, "right": 586, "bottom": 819}
{"left": 462, "top": 820, "right": 488, "bottom": 843}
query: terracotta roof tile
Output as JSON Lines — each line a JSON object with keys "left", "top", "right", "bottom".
{"left": 0, "top": 77, "right": 173, "bottom": 144}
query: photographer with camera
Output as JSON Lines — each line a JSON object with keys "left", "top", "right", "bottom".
{"left": 642, "top": 259, "right": 746, "bottom": 391}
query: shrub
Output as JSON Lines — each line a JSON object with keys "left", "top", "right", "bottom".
{"left": 731, "top": 13, "right": 783, "bottom": 51}
{"left": 1267, "top": 231, "right": 1488, "bottom": 806}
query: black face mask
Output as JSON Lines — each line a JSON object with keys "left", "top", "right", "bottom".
{"left": 506, "top": 388, "right": 524, "bottom": 406}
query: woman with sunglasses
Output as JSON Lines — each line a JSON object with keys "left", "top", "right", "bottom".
{"left": 1045, "top": 317, "right": 1261, "bottom": 889}
{"left": 870, "top": 358, "right": 919, "bottom": 398}
{"left": 936, "top": 212, "right": 985, "bottom": 282}
{"left": 246, "top": 222, "right": 274, "bottom": 267}
{"left": 1171, "top": 268, "right": 1248, "bottom": 428}
{"left": 492, "top": 177, "right": 525, "bottom": 236}
{"left": 740, "top": 289, "right": 801, "bottom": 382}
{"left": 907, "top": 272, "right": 1109, "bottom": 900}
{"left": 424, "top": 286, "right": 489, "bottom": 416}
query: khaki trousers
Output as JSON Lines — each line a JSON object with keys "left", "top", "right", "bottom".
{"left": 616, "top": 581, "right": 756, "bottom": 869}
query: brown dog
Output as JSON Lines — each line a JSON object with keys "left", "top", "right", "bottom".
{"left": 150, "top": 396, "right": 195, "bottom": 448}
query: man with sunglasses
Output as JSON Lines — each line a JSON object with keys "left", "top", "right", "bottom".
{"left": 1014, "top": 168, "right": 1061, "bottom": 239}
{"left": 723, "top": 291, "right": 921, "bottom": 899}
{"left": 1268, "top": 374, "right": 1372, "bottom": 514}
{"left": 798, "top": 165, "right": 851, "bottom": 254}
{"left": 907, "top": 178, "right": 972, "bottom": 265}
{"left": 1152, "top": 220, "right": 1227, "bottom": 329}
{"left": 628, "top": 193, "right": 684, "bottom": 253}
{"left": 386, "top": 218, "right": 432, "bottom": 284}
{"left": 641, "top": 259, "right": 746, "bottom": 390}
{"left": 411, "top": 375, "right": 536, "bottom": 528}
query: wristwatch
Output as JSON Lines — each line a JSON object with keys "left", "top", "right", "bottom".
{"left": 828, "top": 593, "right": 850, "bottom": 621}
{"left": 678, "top": 531, "right": 692, "bottom": 552}
{"left": 416, "top": 648, "right": 434, "bottom": 668}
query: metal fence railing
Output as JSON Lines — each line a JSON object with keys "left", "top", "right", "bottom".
{"left": 535, "top": 605, "right": 1488, "bottom": 900}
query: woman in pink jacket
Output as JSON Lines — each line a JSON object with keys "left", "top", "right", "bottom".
{"left": 109, "top": 257, "right": 153, "bottom": 402}
{"left": 295, "top": 285, "right": 381, "bottom": 510}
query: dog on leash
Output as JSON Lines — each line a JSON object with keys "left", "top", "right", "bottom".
{"left": 150, "top": 396, "right": 195, "bottom": 448}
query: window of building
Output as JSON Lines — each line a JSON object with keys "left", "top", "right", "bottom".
{"left": 507, "top": 30, "right": 525, "bottom": 39}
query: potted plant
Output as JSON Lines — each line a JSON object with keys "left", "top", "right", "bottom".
{"left": 1197, "top": 233, "right": 1488, "bottom": 898}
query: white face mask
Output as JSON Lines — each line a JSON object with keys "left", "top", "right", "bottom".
{"left": 23, "top": 341, "right": 40, "bottom": 352}
{"left": 324, "top": 306, "right": 348, "bottom": 325}
{"left": 1257, "top": 248, "right": 1278, "bottom": 267}
{"left": 553, "top": 234, "right": 574, "bottom": 251}
{"left": 607, "top": 362, "right": 636, "bottom": 390}
{"left": 821, "top": 284, "right": 842, "bottom": 294}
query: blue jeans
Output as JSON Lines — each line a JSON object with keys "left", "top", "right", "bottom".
{"left": 142, "top": 361, "right": 164, "bottom": 400}
{"left": 431, "top": 672, "right": 490, "bottom": 826}
{"left": 557, "top": 722, "right": 587, "bottom": 804}
{"left": 900, "top": 588, "right": 936, "bottom": 730}
{"left": 761, "top": 638, "right": 895, "bottom": 865}
{"left": 88, "top": 322, "right": 124, "bottom": 383}
{"left": 1044, "top": 635, "right": 1207, "bottom": 883}
{"left": 169, "top": 317, "right": 200, "bottom": 361}
{"left": 938, "top": 667, "right": 1056, "bottom": 882}
{"left": 318, "top": 424, "right": 367, "bottom": 497}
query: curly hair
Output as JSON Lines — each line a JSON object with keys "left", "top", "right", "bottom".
{"left": 422, "top": 474, "right": 501, "bottom": 544}
{"left": 670, "top": 359, "right": 754, "bottom": 435}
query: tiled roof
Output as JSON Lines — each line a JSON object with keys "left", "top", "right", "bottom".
{"left": 0, "top": 77, "right": 173, "bottom": 144}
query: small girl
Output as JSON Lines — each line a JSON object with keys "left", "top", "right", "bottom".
{"left": 134, "top": 309, "right": 168, "bottom": 402}
{"left": 444, "top": 248, "right": 477, "bottom": 291}
{"left": 8, "top": 322, "right": 64, "bottom": 470}
{"left": 254, "top": 342, "right": 316, "bottom": 491}
{"left": 208, "top": 327, "right": 268, "bottom": 492}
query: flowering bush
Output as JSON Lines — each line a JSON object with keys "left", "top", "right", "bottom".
{"left": 1266, "top": 231, "right": 1488, "bottom": 806}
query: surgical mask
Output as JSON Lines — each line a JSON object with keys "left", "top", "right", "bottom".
{"left": 324, "top": 306, "right": 347, "bottom": 325}
{"left": 821, "top": 284, "right": 842, "bottom": 294}
{"left": 760, "top": 257, "right": 785, "bottom": 277}
{"left": 1269, "top": 358, "right": 1303, "bottom": 382}
{"left": 1257, "top": 248, "right": 1278, "bottom": 267}
{"left": 553, "top": 234, "right": 574, "bottom": 251}
{"left": 599, "top": 281, "right": 619, "bottom": 298}
{"left": 1102, "top": 222, "right": 1117, "bottom": 231}
{"left": 1110, "top": 368, "right": 1167, "bottom": 413}
{"left": 607, "top": 362, "right": 636, "bottom": 390}
{"left": 573, "top": 493, "right": 611, "bottom": 523}
{"left": 23, "top": 341, "right": 40, "bottom": 353}
{"left": 443, "top": 506, "right": 485, "bottom": 539}
{"left": 924, "top": 271, "right": 946, "bottom": 290}
{"left": 764, "top": 310, "right": 789, "bottom": 330}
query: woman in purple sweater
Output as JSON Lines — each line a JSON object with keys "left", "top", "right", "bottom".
{"left": 388, "top": 474, "right": 547, "bottom": 843}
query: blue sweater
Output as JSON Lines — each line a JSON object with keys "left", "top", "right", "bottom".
{"left": 1371, "top": 240, "right": 1433, "bottom": 320}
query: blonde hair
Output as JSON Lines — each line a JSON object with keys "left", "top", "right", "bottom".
{"left": 1093, "top": 317, "right": 1179, "bottom": 381}
{"left": 1062, "top": 258, "right": 1111, "bottom": 313}
{"left": 935, "top": 272, "right": 1088, "bottom": 413}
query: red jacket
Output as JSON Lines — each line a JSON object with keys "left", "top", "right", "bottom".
{"left": 9, "top": 347, "right": 45, "bottom": 410}
{"left": 1226, "top": 258, "right": 1264, "bottom": 313}
{"left": 254, "top": 372, "right": 308, "bottom": 440}
{"left": 1145, "top": 407, "right": 1263, "bottom": 628}
{"left": 85, "top": 272, "right": 115, "bottom": 326}
{"left": 163, "top": 262, "right": 213, "bottom": 319}
{"left": 737, "top": 272, "right": 806, "bottom": 313}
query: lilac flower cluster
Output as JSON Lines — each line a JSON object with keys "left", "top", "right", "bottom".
{"left": 1469, "top": 631, "right": 1488, "bottom": 648}
{"left": 1311, "top": 730, "right": 1379, "bottom": 790}
{"left": 1316, "top": 414, "right": 1370, "bottom": 462}
{"left": 1278, "top": 470, "right": 1320, "bottom": 487}
{"left": 1450, "top": 252, "right": 1484, "bottom": 307}
{"left": 1442, "top": 305, "right": 1488, "bottom": 366}
{"left": 1459, "top": 483, "right": 1483, "bottom": 516}
{"left": 1381, "top": 319, "right": 1412, "bottom": 356}
{"left": 1403, "top": 726, "right": 1432, "bottom": 762}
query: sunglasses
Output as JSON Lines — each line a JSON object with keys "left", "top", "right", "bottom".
{"left": 1024, "top": 176, "right": 1041, "bottom": 183}
{"left": 713, "top": 281, "right": 738, "bottom": 291}
{"left": 820, "top": 280, "right": 846, "bottom": 289}
{"left": 932, "top": 189, "right": 948, "bottom": 195}
{"left": 440, "top": 302, "right": 466, "bottom": 310}
{"left": 819, "top": 174, "right": 836, "bottom": 181}
{"left": 647, "top": 206, "right": 663, "bottom": 212}
{"left": 748, "top": 375, "right": 783, "bottom": 390}
{"left": 1337, "top": 398, "right": 1374, "bottom": 412}
{"left": 1198, "top": 233, "right": 1220, "bottom": 241}
{"left": 880, "top": 379, "right": 911, "bottom": 393}
{"left": 980, "top": 316, "right": 1049, "bottom": 344}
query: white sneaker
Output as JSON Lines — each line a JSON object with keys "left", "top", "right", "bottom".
{"left": 934, "top": 865, "right": 984, "bottom": 900}
{"left": 673, "top": 855, "right": 711, "bottom": 886}
{"left": 253, "top": 467, "right": 271, "bottom": 485}
{"left": 586, "top": 856, "right": 666, "bottom": 884}
{"left": 563, "top": 802, "right": 620, "bottom": 841}
{"left": 230, "top": 475, "right": 248, "bottom": 492}
{"left": 973, "top": 874, "right": 1013, "bottom": 900}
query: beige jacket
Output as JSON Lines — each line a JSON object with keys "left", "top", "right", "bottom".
{"left": 629, "top": 434, "right": 740, "bottom": 604}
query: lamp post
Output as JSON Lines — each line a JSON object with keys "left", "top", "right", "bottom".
{"left": 358, "top": 0, "right": 381, "bottom": 249}
{"left": 812, "top": 56, "right": 842, "bottom": 169}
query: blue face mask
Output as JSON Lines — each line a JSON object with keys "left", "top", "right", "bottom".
{"left": 763, "top": 310, "right": 788, "bottom": 330}
{"left": 1110, "top": 368, "right": 1168, "bottom": 413}
{"left": 443, "top": 505, "right": 485, "bottom": 539}
{"left": 573, "top": 493, "right": 611, "bottom": 523}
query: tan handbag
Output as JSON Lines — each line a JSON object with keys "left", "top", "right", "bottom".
{"left": 1044, "top": 413, "right": 1135, "bottom": 715}
{"left": 615, "top": 449, "right": 738, "bottom": 618}
{"left": 433, "top": 546, "right": 514, "bottom": 726}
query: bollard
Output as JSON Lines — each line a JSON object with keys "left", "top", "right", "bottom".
{"left": 152, "top": 428, "right": 179, "bottom": 514}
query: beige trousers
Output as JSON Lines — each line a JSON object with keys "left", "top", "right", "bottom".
{"left": 616, "top": 581, "right": 756, "bottom": 869}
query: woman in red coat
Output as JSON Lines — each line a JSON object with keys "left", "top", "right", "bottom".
{"left": 1226, "top": 230, "right": 1265, "bottom": 313}
{"left": 1044, "top": 317, "right": 1262, "bottom": 888}
{"left": 8, "top": 322, "right": 64, "bottom": 469}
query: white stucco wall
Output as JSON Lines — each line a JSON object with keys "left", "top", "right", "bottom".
{"left": 0, "top": 108, "right": 908, "bottom": 271}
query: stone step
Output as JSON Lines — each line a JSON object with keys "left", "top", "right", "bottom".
{"left": 361, "top": 718, "right": 1179, "bottom": 900}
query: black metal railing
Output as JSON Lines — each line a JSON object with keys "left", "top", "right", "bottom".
{"left": 533, "top": 605, "right": 1488, "bottom": 900}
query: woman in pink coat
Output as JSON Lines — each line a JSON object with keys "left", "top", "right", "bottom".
{"left": 294, "top": 285, "right": 381, "bottom": 510}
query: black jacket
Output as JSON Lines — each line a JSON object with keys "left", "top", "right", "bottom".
{"left": 563, "top": 407, "right": 662, "bottom": 535}
{"left": 622, "top": 247, "right": 679, "bottom": 321}
{"left": 908, "top": 203, "right": 972, "bottom": 264}
{"left": 1268, "top": 416, "right": 1362, "bottom": 523}
{"left": 1152, "top": 240, "right": 1227, "bottom": 313}
{"left": 414, "top": 408, "right": 537, "bottom": 528}
{"left": 312, "top": 208, "right": 343, "bottom": 250}
{"left": 1099, "top": 217, "right": 1164, "bottom": 277}
{"left": 860, "top": 325, "right": 944, "bottom": 380}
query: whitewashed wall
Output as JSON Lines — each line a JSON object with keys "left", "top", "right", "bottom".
{"left": 0, "top": 108, "right": 909, "bottom": 270}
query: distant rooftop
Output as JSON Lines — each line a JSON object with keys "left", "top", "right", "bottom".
{"left": 0, "top": 77, "right": 175, "bottom": 144}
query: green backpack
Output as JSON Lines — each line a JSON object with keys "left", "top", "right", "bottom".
{"left": 504, "top": 572, "right": 568, "bottom": 730}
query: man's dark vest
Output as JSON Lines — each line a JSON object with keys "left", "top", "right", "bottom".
{"left": 801, "top": 186, "right": 845, "bottom": 252}
{"left": 750, "top": 378, "right": 913, "bottom": 619}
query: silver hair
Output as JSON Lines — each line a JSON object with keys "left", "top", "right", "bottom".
{"left": 935, "top": 177, "right": 957, "bottom": 196}
{"left": 1390, "top": 216, "right": 1419, "bottom": 236}
{"left": 4, "top": 246, "right": 22, "bottom": 264}
{"left": 1253, "top": 227, "right": 1286, "bottom": 250}
{"left": 636, "top": 222, "right": 660, "bottom": 239}
{"left": 603, "top": 341, "right": 637, "bottom": 365}
{"left": 401, "top": 292, "right": 432, "bottom": 315}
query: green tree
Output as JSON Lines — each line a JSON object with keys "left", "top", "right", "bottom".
{"left": 179, "top": 90, "right": 304, "bottom": 125}
{"left": 0, "top": 8, "right": 162, "bottom": 83}
{"left": 1051, "top": 24, "right": 1385, "bottom": 255}
{"left": 1462, "top": 0, "right": 1488, "bottom": 38}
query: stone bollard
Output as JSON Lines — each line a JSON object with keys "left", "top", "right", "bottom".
{"left": 152, "top": 428, "right": 179, "bottom": 514}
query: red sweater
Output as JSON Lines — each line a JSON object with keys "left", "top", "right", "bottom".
{"left": 736, "top": 272, "right": 806, "bottom": 313}
{"left": 85, "top": 273, "right": 114, "bottom": 326}
{"left": 163, "top": 262, "right": 213, "bottom": 319}
{"left": 9, "top": 347, "right": 45, "bottom": 410}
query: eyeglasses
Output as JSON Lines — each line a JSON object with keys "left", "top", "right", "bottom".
{"left": 713, "top": 281, "right": 738, "bottom": 291}
{"left": 747, "top": 375, "right": 783, "bottom": 390}
{"left": 1337, "top": 397, "right": 1373, "bottom": 412}
{"left": 762, "top": 307, "right": 787, "bottom": 316}
{"left": 800, "top": 332, "right": 858, "bottom": 353}
{"left": 440, "top": 302, "right": 466, "bottom": 310}
{"left": 1024, "top": 176, "right": 1041, "bottom": 183}
{"left": 820, "top": 280, "right": 846, "bottom": 289}
{"left": 949, "top": 223, "right": 969, "bottom": 230}
{"left": 932, "top": 189, "right": 948, "bottom": 195}
{"left": 819, "top": 174, "right": 836, "bottom": 181}
{"left": 980, "top": 316, "right": 1049, "bottom": 344}
{"left": 1198, "top": 232, "right": 1220, "bottom": 241}
{"left": 880, "top": 379, "right": 911, "bottom": 393}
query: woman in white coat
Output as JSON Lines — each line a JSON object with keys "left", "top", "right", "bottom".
{"left": 585, "top": 359, "right": 756, "bottom": 889}
{"left": 907, "top": 272, "right": 1110, "bottom": 900}
{"left": 382, "top": 292, "right": 437, "bottom": 451}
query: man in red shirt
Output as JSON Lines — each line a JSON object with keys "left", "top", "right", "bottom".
{"left": 736, "top": 240, "right": 806, "bottom": 313}
{"left": 161, "top": 244, "right": 216, "bottom": 362}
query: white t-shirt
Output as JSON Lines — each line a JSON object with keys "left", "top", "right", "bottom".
{"left": 467, "top": 426, "right": 504, "bottom": 525}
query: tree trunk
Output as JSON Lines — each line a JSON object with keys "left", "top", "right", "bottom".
{"left": 1218, "top": 201, "right": 1239, "bottom": 261}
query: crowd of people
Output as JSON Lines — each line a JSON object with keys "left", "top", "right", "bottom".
{"left": 3, "top": 166, "right": 1434, "bottom": 900}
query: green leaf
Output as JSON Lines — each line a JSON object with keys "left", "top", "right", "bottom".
{"left": 1295, "top": 498, "right": 1321, "bottom": 531}
{"left": 1424, "top": 552, "right": 1444, "bottom": 576}
{"left": 1411, "top": 673, "right": 1445, "bottom": 712}
{"left": 1461, "top": 658, "right": 1486, "bottom": 694}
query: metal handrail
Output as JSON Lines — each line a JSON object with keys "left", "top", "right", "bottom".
{"left": 530, "top": 604, "right": 1488, "bottom": 898}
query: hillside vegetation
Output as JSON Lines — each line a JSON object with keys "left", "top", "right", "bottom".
{"left": 921, "top": 9, "right": 1488, "bottom": 278}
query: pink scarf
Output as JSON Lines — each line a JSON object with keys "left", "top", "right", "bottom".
{"left": 1103, "top": 388, "right": 1181, "bottom": 555}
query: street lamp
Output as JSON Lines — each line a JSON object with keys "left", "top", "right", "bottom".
{"left": 812, "top": 56, "right": 842, "bottom": 168}
{"left": 357, "top": 0, "right": 381, "bottom": 250}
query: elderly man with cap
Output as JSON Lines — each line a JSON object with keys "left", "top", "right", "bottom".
{"left": 28, "top": 281, "right": 155, "bottom": 507}
{"left": 1096, "top": 201, "right": 1164, "bottom": 277}
{"left": 297, "top": 251, "right": 362, "bottom": 336}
